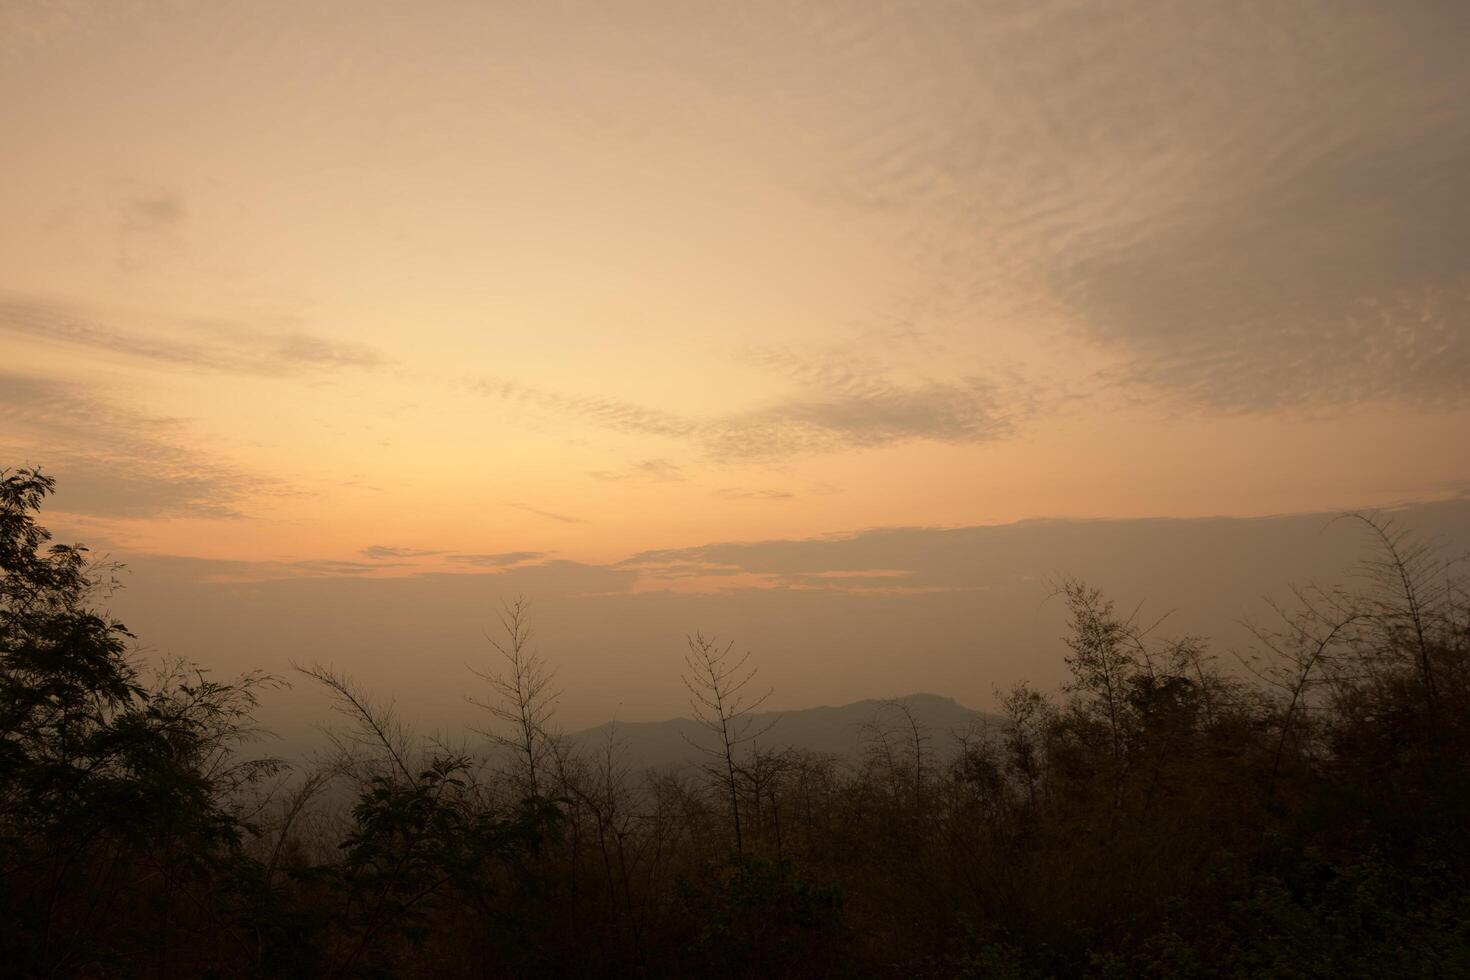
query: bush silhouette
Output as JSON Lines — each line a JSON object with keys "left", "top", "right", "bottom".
{"left": 3, "top": 466, "right": 1468, "bottom": 977}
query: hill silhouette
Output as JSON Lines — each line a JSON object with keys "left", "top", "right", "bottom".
{"left": 569, "top": 692, "right": 1001, "bottom": 771}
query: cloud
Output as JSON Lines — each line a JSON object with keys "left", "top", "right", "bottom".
{"left": 472, "top": 379, "right": 694, "bottom": 439}
{"left": 120, "top": 191, "right": 185, "bottom": 234}
{"left": 446, "top": 551, "right": 547, "bottom": 567}
{"left": 103, "top": 183, "right": 189, "bottom": 272}
{"left": 516, "top": 2, "right": 1463, "bottom": 415}
{"left": 275, "top": 559, "right": 404, "bottom": 576}
{"left": 150, "top": 497, "right": 1470, "bottom": 598}
{"left": 507, "top": 502, "right": 587, "bottom": 525}
{"left": 621, "top": 496, "right": 1470, "bottom": 595}
{"left": 476, "top": 360, "right": 1015, "bottom": 463}
{"left": 712, "top": 0, "right": 1470, "bottom": 411}
{"left": 0, "top": 1, "right": 121, "bottom": 58}
{"left": 0, "top": 370, "right": 269, "bottom": 519}
{"left": 361, "top": 545, "right": 442, "bottom": 560}
{"left": 1053, "top": 93, "right": 1470, "bottom": 410}
{"left": 714, "top": 488, "right": 794, "bottom": 501}
{"left": 120, "top": 556, "right": 408, "bottom": 581}
{"left": 588, "top": 458, "right": 686, "bottom": 483}
{"left": 0, "top": 296, "right": 387, "bottom": 375}
{"left": 147, "top": 553, "right": 635, "bottom": 593}
{"left": 701, "top": 376, "right": 1011, "bottom": 460}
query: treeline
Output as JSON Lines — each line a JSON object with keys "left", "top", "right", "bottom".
{"left": 2, "top": 467, "right": 1468, "bottom": 978}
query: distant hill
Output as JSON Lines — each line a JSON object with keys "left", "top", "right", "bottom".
{"left": 568, "top": 693, "right": 1001, "bottom": 772}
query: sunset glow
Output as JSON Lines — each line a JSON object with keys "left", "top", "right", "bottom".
{"left": 5, "top": 1, "right": 1466, "bottom": 590}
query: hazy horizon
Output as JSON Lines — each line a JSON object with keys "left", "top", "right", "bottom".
{"left": 94, "top": 495, "right": 1470, "bottom": 746}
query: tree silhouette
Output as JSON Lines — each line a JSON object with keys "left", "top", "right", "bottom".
{"left": 1, "top": 468, "right": 277, "bottom": 975}
{"left": 681, "top": 632, "right": 776, "bottom": 854}
{"left": 470, "top": 596, "right": 560, "bottom": 800}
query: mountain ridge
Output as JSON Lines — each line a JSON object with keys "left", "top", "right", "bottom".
{"left": 567, "top": 692, "right": 1002, "bottom": 771}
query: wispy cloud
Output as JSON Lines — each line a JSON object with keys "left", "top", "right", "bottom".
{"left": 119, "top": 190, "right": 185, "bottom": 234}
{"left": 703, "top": 376, "right": 1011, "bottom": 459}
{"left": 1, "top": 1, "right": 121, "bottom": 59}
{"left": 588, "top": 458, "right": 686, "bottom": 483}
{"left": 0, "top": 370, "right": 270, "bottom": 519}
{"left": 0, "top": 296, "right": 386, "bottom": 375}
{"left": 361, "top": 545, "right": 442, "bottom": 560}
{"left": 446, "top": 551, "right": 547, "bottom": 567}
{"left": 472, "top": 379, "right": 694, "bottom": 439}
{"left": 476, "top": 355, "right": 1015, "bottom": 463}
{"left": 276, "top": 559, "right": 405, "bottom": 576}
{"left": 507, "top": 502, "right": 587, "bottom": 525}
{"left": 1035, "top": 4, "right": 1470, "bottom": 411}
{"left": 708, "top": 0, "right": 1470, "bottom": 411}
{"left": 714, "top": 488, "right": 795, "bottom": 501}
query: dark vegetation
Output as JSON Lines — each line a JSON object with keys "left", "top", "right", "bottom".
{"left": 3, "top": 466, "right": 1469, "bottom": 977}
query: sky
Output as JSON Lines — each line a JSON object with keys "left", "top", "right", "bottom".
{"left": 2, "top": 1, "right": 1468, "bottom": 727}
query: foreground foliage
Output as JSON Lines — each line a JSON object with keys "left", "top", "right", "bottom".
{"left": 2, "top": 467, "right": 1468, "bottom": 977}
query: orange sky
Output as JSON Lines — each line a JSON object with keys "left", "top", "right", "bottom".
{"left": 3, "top": 0, "right": 1468, "bottom": 584}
